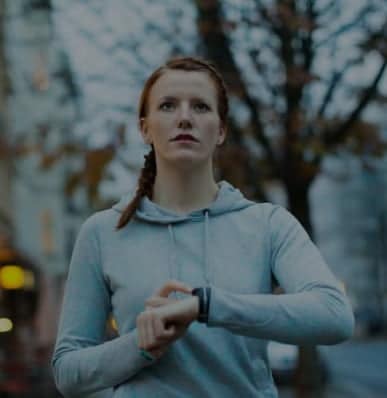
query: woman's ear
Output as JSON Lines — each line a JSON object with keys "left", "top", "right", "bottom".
{"left": 139, "top": 117, "right": 146, "bottom": 132}
{"left": 139, "top": 117, "right": 152, "bottom": 145}
{"left": 217, "top": 125, "right": 227, "bottom": 146}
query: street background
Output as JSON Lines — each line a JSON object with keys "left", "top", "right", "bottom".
{"left": 0, "top": 1, "right": 386, "bottom": 397}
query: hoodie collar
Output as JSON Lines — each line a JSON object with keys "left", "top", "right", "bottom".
{"left": 112, "top": 180, "right": 255, "bottom": 224}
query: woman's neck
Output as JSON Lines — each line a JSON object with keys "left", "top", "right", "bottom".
{"left": 152, "top": 174, "right": 219, "bottom": 214}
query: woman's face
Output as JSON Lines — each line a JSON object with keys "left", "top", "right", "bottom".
{"left": 140, "top": 70, "right": 226, "bottom": 168}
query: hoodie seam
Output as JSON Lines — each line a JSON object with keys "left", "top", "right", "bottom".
{"left": 90, "top": 214, "right": 112, "bottom": 303}
{"left": 267, "top": 204, "right": 277, "bottom": 285}
{"left": 91, "top": 216, "right": 102, "bottom": 270}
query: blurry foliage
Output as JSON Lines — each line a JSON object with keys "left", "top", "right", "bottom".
{"left": 194, "top": 0, "right": 387, "bottom": 220}
{"left": 2, "top": 0, "right": 386, "bottom": 215}
{"left": 40, "top": 142, "right": 116, "bottom": 207}
{"left": 84, "top": 147, "right": 115, "bottom": 205}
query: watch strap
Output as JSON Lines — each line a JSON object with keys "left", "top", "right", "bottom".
{"left": 192, "top": 287, "right": 211, "bottom": 323}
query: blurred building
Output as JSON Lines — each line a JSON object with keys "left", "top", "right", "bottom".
{"left": 311, "top": 153, "right": 387, "bottom": 335}
{"left": 1, "top": 0, "right": 67, "bottom": 348}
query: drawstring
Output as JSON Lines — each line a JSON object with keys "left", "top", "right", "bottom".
{"left": 167, "top": 210, "right": 211, "bottom": 298}
{"left": 203, "top": 210, "right": 210, "bottom": 284}
{"left": 168, "top": 224, "right": 178, "bottom": 298}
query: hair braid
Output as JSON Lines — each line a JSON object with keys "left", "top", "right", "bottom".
{"left": 116, "top": 146, "right": 156, "bottom": 229}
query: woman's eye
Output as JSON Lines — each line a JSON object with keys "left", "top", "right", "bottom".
{"left": 160, "top": 102, "right": 175, "bottom": 111}
{"left": 194, "top": 103, "right": 210, "bottom": 112}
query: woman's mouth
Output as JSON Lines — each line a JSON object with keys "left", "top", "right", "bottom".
{"left": 171, "top": 134, "right": 199, "bottom": 142}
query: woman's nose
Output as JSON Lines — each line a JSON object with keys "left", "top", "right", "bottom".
{"left": 177, "top": 104, "right": 193, "bottom": 128}
{"left": 178, "top": 119, "right": 192, "bottom": 129}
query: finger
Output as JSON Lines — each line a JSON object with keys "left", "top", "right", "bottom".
{"left": 153, "top": 316, "right": 175, "bottom": 347}
{"left": 160, "top": 319, "right": 177, "bottom": 340}
{"left": 154, "top": 280, "right": 193, "bottom": 298}
{"left": 152, "top": 315, "right": 174, "bottom": 344}
{"left": 154, "top": 315, "right": 165, "bottom": 340}
{"left": 145, "top": 313, "right": 156, "bottom": 350}
{"left": 136, "top": 315, "right": 145, "bottom": 349}
{"left": 145, "top": 296, "right": 176, "bottom": 308}
{"left": 164, "top": 323, "right": 176, "bottom": 339}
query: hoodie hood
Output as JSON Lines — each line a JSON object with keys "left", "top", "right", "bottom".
{"left": 112, "top": 180, "right": 256, "bottom": 287}
{"left": 112, "top": 180, "right": 256, "bottom": 224}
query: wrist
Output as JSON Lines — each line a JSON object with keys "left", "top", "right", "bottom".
{"left": 187, "top": 296, "right": 200, "bottom": 322}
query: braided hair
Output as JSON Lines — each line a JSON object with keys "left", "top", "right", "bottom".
{"left": 116, "top": 56, "right": 229, "bottom": 230}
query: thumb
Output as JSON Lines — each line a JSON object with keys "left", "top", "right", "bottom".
{"left": 155, "top": 280, "right": 193, "bottom": 298}
{"left": 145, "top": 297, "right": 174, "bottom": 308}
{"left": 163, "top": 323, "right": 176, "bottom": 337}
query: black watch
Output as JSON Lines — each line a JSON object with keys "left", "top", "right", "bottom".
{"left": 192, "top": 287, "right": 211, "bottom": 323}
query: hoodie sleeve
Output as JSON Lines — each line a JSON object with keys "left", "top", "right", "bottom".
{"left": 51, "top": 215, "right": 156, "bottom": 397}
{"left": 207, "top": 205, "right": 355, "bottom": 345}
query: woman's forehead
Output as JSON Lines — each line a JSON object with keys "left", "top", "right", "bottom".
{"left": 149, "top": 70, "right": 217, "bottom": 102}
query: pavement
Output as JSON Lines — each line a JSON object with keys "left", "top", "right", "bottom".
{"left": 279, "top": 335, "right": 387, "bottom": 398}
{"left": 279, "top": 383, "right": 387, "bottom": 398}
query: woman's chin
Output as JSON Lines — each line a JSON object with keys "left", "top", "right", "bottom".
{"left": 163, "top": 152, "right": 211, "bottom": 168}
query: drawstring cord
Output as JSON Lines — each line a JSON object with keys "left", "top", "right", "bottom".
{"left": 167, "top": 210, "right": 211, "bottom": 298}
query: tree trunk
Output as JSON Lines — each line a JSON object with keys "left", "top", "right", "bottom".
{"left": 287, "top": 183, "right": 326, "bottom": 398}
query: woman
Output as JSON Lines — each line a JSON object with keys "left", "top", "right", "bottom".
{"left": 52, "top": 56, "right": 354, "bottom": 397}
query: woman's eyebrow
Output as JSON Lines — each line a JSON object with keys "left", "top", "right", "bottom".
{"left": 158, "top": 96, "right": 177, "bottom": 102}
{"left": 158, "top": 95, "right": 212, "bottom": 103}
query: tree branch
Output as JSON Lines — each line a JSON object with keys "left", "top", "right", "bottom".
{"left": 323, "top": 57, "right": 387, "bottom": 148}
{"left": 194, "top": 0, "right": 280, "bottom": 178}
{"left": 317, "top": 0, "right": 336, "bottom": 17}
{"left": 315, "top": 6, "right": 373, "bottom": 49}
{"left": 317, "top": 59, "right": 359, "bottom": 118}
{"left": 302, "top": 0, "right": 317, "bottom": 72}
{"left": 248, "top": 50, "right": 280, "bottom": 104}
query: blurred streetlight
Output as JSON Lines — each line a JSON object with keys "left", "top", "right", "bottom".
{"left": 0, "top": 317, "right": 13, "bottom": 333}
{"left": 0, "top": 265, "right": 25, "bottom": 290}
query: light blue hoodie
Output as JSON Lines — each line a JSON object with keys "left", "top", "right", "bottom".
{"left": 52, "top": 180, "right": 354, "bottom": 398}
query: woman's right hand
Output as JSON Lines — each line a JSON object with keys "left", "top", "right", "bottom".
{"left": 137, "top": 280, "right": 193, "bottom": 359}
{"left": 139, "top": 301, "right": 176, "bottom": 360}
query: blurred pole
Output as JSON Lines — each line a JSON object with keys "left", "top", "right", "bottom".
{"left": 377, "top": 212, "right": 387, "bottom": 331}
{"left": 295, "top": 346, "right": 324, "bottom": 398}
